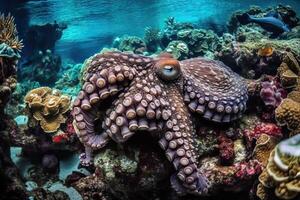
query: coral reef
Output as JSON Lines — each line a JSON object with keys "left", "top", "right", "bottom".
{"left": 144, "top": 27, "right": 161, "bottom": 53}
{"left": 165, "top": 40, "right": 189, "bottom": 60}
{"left": 160, "top": 17, "right": 221, "bottom": 59}
{"left": 24, "top": 87, "right": 71, "bottom": 133}
{"left": 257, "top": 134, "right": 300, "bottom": 200}
{"left": 275, "top": 52, "right": 300, "bottom": 136}
{"left": 0, "top": 12, "right": 28, "bottom": 200}
{"left": 217, "top": 39, "right": 300, "bottom": 78}
{"left": 227, "top": 5, "right": 299, "bottom": 35}
{"left": 113, "top": 35, "right": 147, "bottom": 54}
{"left": 0, "top": 14, "right": 22, "bottom": 112}
{"left": 72, "top": 51, "right": 248, "bottom": 195}
{"left": 2, "top": 4, "right": 300, "bottom": 200}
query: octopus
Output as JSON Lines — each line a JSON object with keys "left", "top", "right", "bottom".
{"left": 72, "top": 52, "right": 248, "bottom": 195}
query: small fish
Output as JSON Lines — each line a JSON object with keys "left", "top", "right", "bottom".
{"left": 237, "top": 12, "right": 290, "bottom": 38}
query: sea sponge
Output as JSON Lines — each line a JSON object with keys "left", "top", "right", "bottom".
{"left": 24, "top": 87, "right": 71, "bottom": 133}
{"left": 257, "top": 134, "right": 300, "bottom": 200}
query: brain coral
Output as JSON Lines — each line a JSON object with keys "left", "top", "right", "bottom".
{"left": 24, "top": 87, "right": 71, "bottom": 133}
{"left": 275, "top": 98, "right": 300, "bottom": 133}
{"left": 257, "top": 134, "right": 300, "bottom": 200}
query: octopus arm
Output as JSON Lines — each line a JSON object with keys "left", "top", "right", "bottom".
{"left": 180, "top": 57, "right": 248, "bottom": 122}
{"left": 158, "top": 86, "right": 209, "bottom": 195}
{"left": 72, "top": 52, "right": 153, "bottom": 165}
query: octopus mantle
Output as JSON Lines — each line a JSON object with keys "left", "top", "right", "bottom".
{"left": 72, "top": 52, "right": 248, "bottom": 195}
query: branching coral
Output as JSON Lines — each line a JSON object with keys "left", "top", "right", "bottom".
{"left": 24, "top": 87, "right": 71, "bottom": 133}
{"left": 0, "top": 13, "right": 23, "bottom": 51}
{"left": 257, "top": 134, "right": 300, "bottom": 200}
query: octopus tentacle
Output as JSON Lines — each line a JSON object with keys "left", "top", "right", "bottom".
{"left": 73, "top": 52, "right": 153, "bottom": 165}
{"left": 158, "top": 86, "right": 208, "bottom": 194}
{"left": 180, "top": 57, "right": 248, "bottom": 122}
{"left": 101, "top": 70, "right": 166, "bottom": 143}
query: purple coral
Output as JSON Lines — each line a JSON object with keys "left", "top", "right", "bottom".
{"left": 259, "top": 77, "right": 286, "bottom": 108}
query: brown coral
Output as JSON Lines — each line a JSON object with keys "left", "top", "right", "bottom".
{"left": 276, "top": 52, "right": 300, "bottom": 136}
{"left": 277, "top": 52, "right": 300, "bottom": 89}
{"left": 0, "top": 13, "right": 23, "bottom": 51}
{"left": 275, "top": 98, "right": 300, "bottom": 134}
{"left": 253, "top": 134, "right": 279, "bottom": 167}
{"left": 24, "top": 87, "right": 71, "bottom": 133}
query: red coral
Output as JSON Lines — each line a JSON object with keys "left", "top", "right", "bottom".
{"left": 218, "top": 134, "right": 235, "bottom": 165}
{"left": 243, "top": 122, "right": 282, "bottom": 149}
{"left": 254, "top": 123, "right": 282, "bottom": 137}
{"left": 52, "top": 132, "right": 69, "bottom": 143}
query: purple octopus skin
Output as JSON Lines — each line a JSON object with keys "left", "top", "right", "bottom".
{"left": 72, "top": 52, "right": 248, "bottom": 196}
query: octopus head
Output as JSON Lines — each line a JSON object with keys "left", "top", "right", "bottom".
{"left": 155, "top": 53, "right": 181, "bottom": 82}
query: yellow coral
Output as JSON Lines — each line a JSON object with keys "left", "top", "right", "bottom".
{"left": 24, "top": 87, "right": 71, "bottom": 133}
{"left": 0, "top": 13, "right": 23, "bottom": 51}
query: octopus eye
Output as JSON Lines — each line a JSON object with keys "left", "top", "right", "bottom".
{"left": 156, "top": 59, "right": 181, "bottom": 81}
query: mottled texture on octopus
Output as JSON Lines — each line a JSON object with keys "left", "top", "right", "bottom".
{"left": 72, "top": 51, "right": 248, "bottom": 195}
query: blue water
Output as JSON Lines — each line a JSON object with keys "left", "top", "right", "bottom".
{"left": 1, "top": 0, "right": 300, "bottom": 62}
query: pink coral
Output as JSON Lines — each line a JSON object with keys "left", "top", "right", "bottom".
{"left": 234, "top": 160, "right": 262, "bottom": 180}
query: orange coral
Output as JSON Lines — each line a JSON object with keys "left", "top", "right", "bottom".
{"left": 24, "top": 87, "right": 71, "bottom": 133}
{"left": 0, "top": 13, "right": 23, "bottom": 51}
{"left": 258, "top": 45, "right": 274, "bottom": 57}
